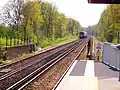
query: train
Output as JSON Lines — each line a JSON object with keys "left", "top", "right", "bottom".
{"left": 79, "top": 31, "right": 87, "bottom": 39}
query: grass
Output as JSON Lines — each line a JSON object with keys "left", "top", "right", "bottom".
{"left": 0, "top": 59, "right": 11, "bottom": 64}
{"left": 0, "top": 59, "right": 5, "bottom": 64}
{"left": 40, "top": 35, "right": 78, "bottom": 48}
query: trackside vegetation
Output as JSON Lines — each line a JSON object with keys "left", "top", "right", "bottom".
{"left": 87, "top": 5, "right": 120, "bottom": 43}
{"left": 0, "top": 0, "right": 82, "bottom": 48}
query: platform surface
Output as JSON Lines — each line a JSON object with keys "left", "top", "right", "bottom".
{"left": 55, "top": 60, "right": 120, "bottom": 90}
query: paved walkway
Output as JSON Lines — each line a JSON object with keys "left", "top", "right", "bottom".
{"left": 55, "top": 60, "right": 120, "bottom": 90}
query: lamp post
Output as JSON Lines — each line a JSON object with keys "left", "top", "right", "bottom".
{"left": 118, "top": 32, "right": 120, "bottom": 81}
{"left": 118, "top": 32, "right": 120, "bottom": 43}
{"left": 118, "top": 56, "right": 120, "bottom": 82}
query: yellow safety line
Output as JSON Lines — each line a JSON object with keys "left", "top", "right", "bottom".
{"left": 94, "top": 77, "right": 99, "bottom": 90}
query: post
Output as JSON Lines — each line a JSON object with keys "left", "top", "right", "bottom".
{"left": 27, "top": 37, "right": 29, "bottom": 45}
{"left": 17, "top": 35, "right": 19, "bottom": 45}
{"left": 117, "top": 16, "right": 119, "bottom": 83}
{"left": 118, "top": 51, "right": 120, "bottom": 82}
{"left": 0, "top": 36, "right": 1, "bottom": 59}
{"left": 24, "top": 35, "right": 26, "bottom": 45}
{"left": 118, "top": 32, "right": 120, "bottom": 43}
{"left": 10, "top": 36, "right": 12, "bottom": 46}
{"left": 21, "top": 36, "right": 22, "bottom": 45}
{"left": 6, "top": 36, "right": 8, "bottom": 47}
{"left": 14, "top": 36, "right": 15, "bottom": 46}
{"left": 118, "top": 32, "right": 120, "bottom": 81}
{"left": 0, "top": 35, "right": 2, "bottom": 47}
{"left": 15, "top": 37, "right": 17, "bottom": 46}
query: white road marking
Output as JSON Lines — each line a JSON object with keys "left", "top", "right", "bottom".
{"left": 55, "top": 60, "right": 98, "bottom": 90}
{"left": 84, "top": 60, "right": 95, "bottom": 77}
{"left": 55, "top": 60, "right": 78, "bottom": 90}
{"left": 66, "top": 60, "right": 78, "bottom": 75}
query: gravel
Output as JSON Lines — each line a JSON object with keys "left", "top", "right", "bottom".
{"left": 24, "top": 42, "right": 87, "bottom": 90}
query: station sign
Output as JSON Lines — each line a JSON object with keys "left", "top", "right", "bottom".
{"left": 95, "top": 42, "right": 102, "bottom": 57}
{"left": 96, "top": 42, "right": 102, "bottom": 50}
{"left": 96, "top": 49, "right": 101, "bottom": 56}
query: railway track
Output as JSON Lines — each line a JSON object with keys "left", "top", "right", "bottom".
{"left": 0, "top": 38, "right": 90, "bottom": 90}
{"left": 24, "top": 38, "right": 89, "bottom": 90}
{"left": 52, "top": 40, "right": 87, "bottom": 90}
{"left": 0, "top": 39, "right": 79, "bottom": 77}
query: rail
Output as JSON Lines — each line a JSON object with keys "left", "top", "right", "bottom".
{"left": 0, "top": 39, "right": 84, "bottom": 90}
{"left": 0, "top": 39, "right": 79, "bottom": 69}
{"left": 12, "top": 40, "right": 85, "bottom": 90}
{"left": 52, "top": 40, "right": 87, "bottom": 90}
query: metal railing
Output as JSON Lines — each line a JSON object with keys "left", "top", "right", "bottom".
{"left": 103, "top": 42, "right": 120, "bottom": 70}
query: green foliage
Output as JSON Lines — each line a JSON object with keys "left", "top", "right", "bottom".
{"left": 66, "top": 18, "right": 82, "bottom": 36}
{"left": 0, "top": 45, "right": 4, "bottom": 59}
{"left": 0, "top": 37, "right": 6, "bottom": 46}
{"left": 0, "top": 0, "right": 82, "bottom": 48}
{"left": 40, "top": 35, "right": 77, "bottom": 48}
{"left": 0, "top": 25, "right": 10, "bottom": 36}
{"left": 96, "top": 4, "right": 120, "bottom": 43}
{"left": 22, "top": 53, "right": 27, "bottom": 57}
{"left": 40, "top": 38, "right": 50, "bottom": 48}
{"left": 0, "top": 59, "right": 12, "bottom": 64}
{"left": 0, "top": 37, "right": 24, "bottom": 47}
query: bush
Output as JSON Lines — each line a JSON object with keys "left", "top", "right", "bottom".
{"left": 39, "top": 35, "right": 77, "bottom": 48}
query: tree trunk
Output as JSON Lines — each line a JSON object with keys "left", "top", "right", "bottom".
{"left": 106, "top": 34, "right": 113, "bottom": 43}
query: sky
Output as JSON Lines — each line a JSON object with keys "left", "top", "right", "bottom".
{"left": 0, "top": 0, "right": 107, "bottom": 27}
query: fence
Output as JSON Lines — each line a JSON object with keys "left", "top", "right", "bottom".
{"left": 0, "top": 35, "right": 31, "bottom": 47}
{"left": 103, "top": 42, "right": 120, "bottom": 70}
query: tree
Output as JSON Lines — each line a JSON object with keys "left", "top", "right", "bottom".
{"left": 0, "top": 0, "right": 25, "bottom": 33}
{"left": 0, "top": 0, "right": 82, "bottom": 47}
{"left": 95, "top": 4, "right": 120, "bottom": 42}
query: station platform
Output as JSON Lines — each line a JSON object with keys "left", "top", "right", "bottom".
{"left": 54, "top": 60, "right": 120, "bottom": 90}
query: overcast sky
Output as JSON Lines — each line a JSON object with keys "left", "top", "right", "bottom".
{"left": 0, "top": 0, "right": 107, "bottom": 27}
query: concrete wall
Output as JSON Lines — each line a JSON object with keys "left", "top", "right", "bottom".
{"left": 5, "top": 44, "right": 35, "bottom": 60}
